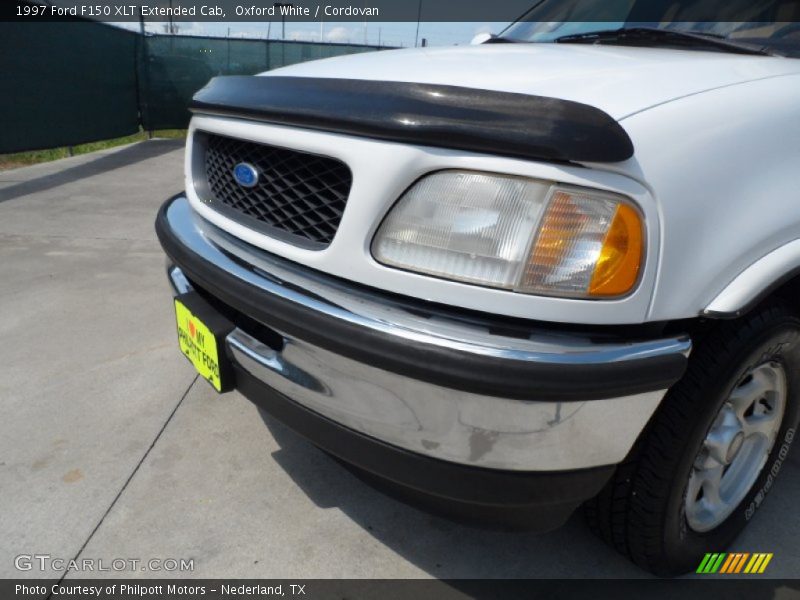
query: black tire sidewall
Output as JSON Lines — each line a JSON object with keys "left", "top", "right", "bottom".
{"left": 662, "top": 316, "right": 800, "bottom": 573}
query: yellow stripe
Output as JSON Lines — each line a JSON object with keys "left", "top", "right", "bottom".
{"left": 744, "top": 554, "right": 760, "bottom": 574}
{"left": 758, "top": 554, "right": 773, "bottom": 574}
{"left": 720, "top": 554, "right": 736, "bottom": 574}
{"left": 750, "top": 554, "right": 767, "bottom": 574}
{"left": 734, "top": 553, "right": 750, "bottom": 574}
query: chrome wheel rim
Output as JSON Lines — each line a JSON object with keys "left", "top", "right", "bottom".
{"left": 685, "top": 362, "right": 787, "bottom": 532}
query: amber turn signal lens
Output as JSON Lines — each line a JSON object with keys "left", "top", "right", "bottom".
{"left": 588, "top": 203, "right": 643, "bottom": 296}
{"left": 519, "top": 187, "right": 644, "bottom": 298}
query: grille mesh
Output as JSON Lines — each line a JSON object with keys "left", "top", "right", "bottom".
{"left": 203, "top": 134, "right": 352, "bottom": 247}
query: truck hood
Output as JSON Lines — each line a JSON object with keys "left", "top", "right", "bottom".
{"left": 265, "top": 44, "right": 800, "bottom": 121}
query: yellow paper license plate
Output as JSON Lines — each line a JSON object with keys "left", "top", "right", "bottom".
{"left": 174, "top": 297, "right": 225, "bottom": 392}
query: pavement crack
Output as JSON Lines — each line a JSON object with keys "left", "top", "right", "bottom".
{"left": 47, "top": 374, "right": 199, "bottom": 591}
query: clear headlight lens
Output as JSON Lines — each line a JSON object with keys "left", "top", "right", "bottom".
{"left": 371, "top": 171, "right": 551, "bottom": 288}
{"left": 371, "top": 171, "right": 644, "bottom": 299}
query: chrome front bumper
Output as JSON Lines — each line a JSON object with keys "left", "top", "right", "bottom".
{"left": 159, "top": 195, "right": 691, "bottom": 472}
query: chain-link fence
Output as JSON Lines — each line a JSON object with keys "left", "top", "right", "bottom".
{"left": 139, "top": 35, "right": 385, "bottom": 131}
{"left": 0, "top": 21, "right": 140, "bottom": 153}
{"left": 0, "top": 20, "right": 390, "bottom": 153}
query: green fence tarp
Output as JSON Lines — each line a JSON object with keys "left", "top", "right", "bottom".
{"left": 140, "top": 36, "right": 384, "bottom": 130}
{"left": 0, "top": 21, "right": 140, "bottom": 153}
{"left": 0, "top": 21, "right": 388, "bottom": 153}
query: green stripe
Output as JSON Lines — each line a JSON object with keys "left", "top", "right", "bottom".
{"left": 710, "top": 553, "right": 727, "bottom": 573}
{"left": 697, "top": 554, "right": 713, "bottom": 574}
{"left": 702, "top": 553, "right": 719, "bottom": 573}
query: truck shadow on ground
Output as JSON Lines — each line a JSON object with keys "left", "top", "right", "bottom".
{"left": 0, "top": 139, "right": 184, "bottom": 203}
{"left": 257, "top": 407, "right": 800, "bottom": 583}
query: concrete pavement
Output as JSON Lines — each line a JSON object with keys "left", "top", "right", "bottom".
{"left": 0, "top": 141, "right": 798, "bottom": 580}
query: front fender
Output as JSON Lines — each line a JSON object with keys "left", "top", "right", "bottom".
{"left": 617, "top": 72, "right": 800, "bottom": 322}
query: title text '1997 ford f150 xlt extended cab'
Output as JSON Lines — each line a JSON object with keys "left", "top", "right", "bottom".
{"left": 156, "top": 0, "right": 800, "bottom": 576}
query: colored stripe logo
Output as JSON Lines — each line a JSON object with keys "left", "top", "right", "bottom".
{"left": 697, "top": 553, "right": 773, "bottom": 574}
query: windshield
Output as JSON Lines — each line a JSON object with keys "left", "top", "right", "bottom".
{"left": 501, "top": 0, "right": 800, "bottom": 57}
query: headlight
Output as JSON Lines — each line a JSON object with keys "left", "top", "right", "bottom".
{"left": 371, "top": 171, "right": 644, "bottom": 299}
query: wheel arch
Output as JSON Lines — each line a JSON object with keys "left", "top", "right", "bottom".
{"left": 704, "top": 240, "right": 800, "bottom": 320}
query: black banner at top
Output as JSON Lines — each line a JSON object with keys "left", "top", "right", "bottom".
{"left": 5, "top": 0, "right": 800, "bottom": 22}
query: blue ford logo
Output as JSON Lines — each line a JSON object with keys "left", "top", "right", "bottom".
{"left": 233, "top": 162, "right": 259, "bottom": 188}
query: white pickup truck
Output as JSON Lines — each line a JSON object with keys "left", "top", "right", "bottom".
{"left": 156, "top": 5, "right": 800, "bottom": 576}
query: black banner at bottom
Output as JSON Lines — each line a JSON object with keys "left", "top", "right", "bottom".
{"left": 4, "top": 579, "right": 800, "bottom": 600}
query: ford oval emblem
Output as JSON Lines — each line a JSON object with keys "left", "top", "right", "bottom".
{"left": 233, "top": 162, "right": 259, "bottom": 188}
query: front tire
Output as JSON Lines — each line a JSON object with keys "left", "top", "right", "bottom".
{"left": 586, "top": 302, "right": 800, "bottom": 575}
